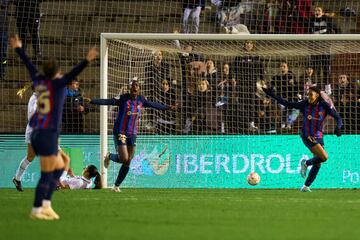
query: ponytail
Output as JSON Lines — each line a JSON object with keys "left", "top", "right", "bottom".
{"left": 87, "top": 164, "right": 102, "bottom": 189}
{"left": 93, "top": 172, "right": 102, "bottom": 189}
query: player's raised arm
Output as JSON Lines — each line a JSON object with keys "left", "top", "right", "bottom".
{"left": 10, "top": 35, "right": 38, "bottom": 80}
{"left": 143, "top": 97, "right": 178, "bottom": 111}
{"left": 59, "top": 47, "right": 98, "bottom": 87}
{"left": 142, "top": 96, "right": 171, "bottom": 110}
{"left": 262, "top": 86, "right": 304, "bottom": 110}
{"left": 84, "top": 97, "right": 119, "bottom": 106}
{"left": 325, "top": 103, "right": 343, "bottom": 136}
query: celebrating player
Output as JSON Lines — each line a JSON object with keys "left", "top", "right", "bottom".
{"left": 12, "top": 84, "right": 70, "bottom": 192}
{"left": 59, "top": 165, "right": 101, "bottom": 190}
{"left": 263, "top": 85, "right": 342, "bottom": 192}
{"left": 86, "top": 80, "right": 177, "bottom": 192}
{"left": 10, "top": 35, "right": 97, "bottom": 220}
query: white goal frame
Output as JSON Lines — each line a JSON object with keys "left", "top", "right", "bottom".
{"left": 99, "top": 33, "right": 360, "bottom": 188}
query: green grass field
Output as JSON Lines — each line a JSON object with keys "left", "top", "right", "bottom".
{"left": 1, "top": 189, "right": 360, "bottom": 240}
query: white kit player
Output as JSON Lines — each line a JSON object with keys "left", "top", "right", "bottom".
{"left": 59, "top": 165, "right": 101, "bottom": 190}
{"left": 12, "top": 87, "right": 38, "bottom": 191}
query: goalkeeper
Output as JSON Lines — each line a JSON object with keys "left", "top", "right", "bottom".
{"left": 262, "top": 85, "right": 342, "bottom": 192}
{"left": 85, "top": 81, "right": 177, "bottom": 192}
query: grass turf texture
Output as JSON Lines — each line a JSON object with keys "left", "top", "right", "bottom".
{"left": 1, "top": 189, "right": 360, "bottom": 240}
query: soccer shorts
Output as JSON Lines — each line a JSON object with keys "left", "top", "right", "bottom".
{"left": 113, "top": 134, "right": 136, "bottom": 147}
{"left": 31, "top": 129, "right": 59, "bottom": 156}
{"left": 301, "top": 135, "right": 324, "bottom": 150}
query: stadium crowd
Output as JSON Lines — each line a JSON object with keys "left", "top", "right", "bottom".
{"left": 0, "top": 0, "right": 359, "bottom": 135}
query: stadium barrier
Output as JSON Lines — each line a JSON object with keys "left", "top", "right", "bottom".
{"left": 0, "top": 134, "right": 359, "bottom": 188}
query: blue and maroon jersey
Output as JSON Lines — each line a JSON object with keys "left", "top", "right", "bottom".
{"left": 15, "top": 48, "right": 89, "bottom": 132}
{"left": 90, "top": 93, "right": 169, "bottom": 136}
{"left": 266, "top": 91, "right": 343, "bottom": 138}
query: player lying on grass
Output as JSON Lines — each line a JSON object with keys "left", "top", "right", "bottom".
{"left": 10, "top": 34, "right": 97, "bottom": 220}
{"left": 262, "top": 85, "right": 342, "bottom": 192}
{"left": 59, "top": 165, "right": 101, "bottom": 190}
{"left": 85, "top": 80, "right": 177, "bottom": 192}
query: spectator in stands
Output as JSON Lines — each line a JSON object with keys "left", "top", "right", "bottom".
{"left": 212, "top": 0, "right": 249, "bottom": 33}
{"left": 235, "top": 40, "right": 265, "bottom": 132}
{"left": 182, "top": 57, "right": 206, "bottom": 134}
{"left": 261, "top": 0, "right": 276, "bottom": 33}
{"left": 292, "top": 0, "right": 314, "bottom": 34}
{"left": 62, "top": 78, "right": 87, "bottom": 133}
{"left": 271, "top": 61, "right": 301, "bottom": 129}
{"left": 217, "top": 63, "right": 236, "bottom": 106}
{"left": 332, "top": 74, "right": 358, "bottom": 133}
{"left": 205, "top": 59, "right": 219, "bottom": 99}
{"left": 14, "top": 0, "right": 42, "bottom": 60}
{"left": 176, "top": 42, "right": 204, "bottom": 134}
{"left": 179, "top": 44, "right": 205, "bottom": 89}
{"left": 273, "top": 0, "right": 313, "bottom": 34}
{"left": 157, "top": 79, "right": 177, "bottom": 134}
{"left": 193, "top": 79, "right": 222, "bottom": 134}
{"left": 182, "top": 0, "right": 206, "bottom": 34}
{"left": 211, "top": 0, "right": 223, "bottom": 31}
{"left": 179, "top": 44, "right": 205, "bottom": 85}
{"left": 145, "top": 50, "right": 171, "bottom": 130}
{"left": 145, "top": 50, "right": 170, "bottom": 95}
{"left": 0, "top": 0, "right": 8, "bottom": 81}
{"left": 309, "top": 6, "right": 340, "bottom": 90}
{"left": 299, "top": 66, "right": 316, "bottom": 99}
{"left": 274, "top": 0, "right": 295, "bottom": 33}
{"left": 309, "top": 6, "right": 340, "bottom": 34}
{"left": 255, "top": 97, "right": 279, "bottom": 134}
{"left": 218, "top": 63, "right": 238, "bottom": 133}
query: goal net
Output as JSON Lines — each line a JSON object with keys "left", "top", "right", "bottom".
{"left": 101, "top": 34, "right": 360, "bottom": 189}
{"left": 2, "top": 0, "right": 360, "bottom": 135}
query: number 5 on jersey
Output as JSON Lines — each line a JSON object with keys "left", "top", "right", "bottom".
{"left": 37, "top": 91, "right": 51, "bottom": 115}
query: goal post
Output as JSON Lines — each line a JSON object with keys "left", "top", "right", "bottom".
{"left": 100, "top": 33, "right": 360, "bottom": 189}
{"left": 100, "top": 34, "right": 109, "bottom": 188}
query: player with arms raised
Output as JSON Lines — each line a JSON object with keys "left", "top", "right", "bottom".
{"left": 263, "top": 85, "right": 342, "bottom": 192}
{"left": 12, "top": 84, "right": 70, "bottom": 192}
{"left": 86, "top": 81, "right": 177, "bottom": 192}
{"left": 10, "top": 35, "right": 98, "bottom": 220}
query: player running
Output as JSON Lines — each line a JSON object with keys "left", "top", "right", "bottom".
{"left": 262, "top": 85, "right": 342, "bottom": 192}
{"left": 86, "top": 80, "right": 177, "bottom": 192}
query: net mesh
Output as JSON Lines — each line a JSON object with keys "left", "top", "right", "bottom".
{"left": 106, "top": 38, "right": 360, "bottom": 135}
{"left": 2, "top": 0, "right": 360, "bottom": 134}
{"left": 103, "top": 36, "right": 360, "bottom": 187}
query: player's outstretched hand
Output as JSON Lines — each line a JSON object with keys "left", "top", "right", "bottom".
{"left": 262, "top": 86, "right": 275, "bottom": 96}
{"left": 334, "top": 126, "right": 342, "bottom": 137}
{"left": 9, "top": 35, "right": 22, "bottom": 49}
{"left": 83, "top": 97, "right": 92, "bottom": 104}
{"left": 86, "top": 47, "right": 98, "bottom": 62}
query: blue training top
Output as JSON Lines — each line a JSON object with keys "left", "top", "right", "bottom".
{"left": 15, "top": 48, "right": 89, "bottom": 132}
{"left": 266, "top": 91, "right": 343, "bottom": 138}
{"left": 91, "top": 93, "right": 169, "bottom": 136}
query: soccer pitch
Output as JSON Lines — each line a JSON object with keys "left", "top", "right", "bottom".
{"left": 1, "top": 189, "right": 360, "bottom": 240}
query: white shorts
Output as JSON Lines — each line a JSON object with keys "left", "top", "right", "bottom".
{"left": 25, "top": 125, "right": 33, "bottom": 144}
